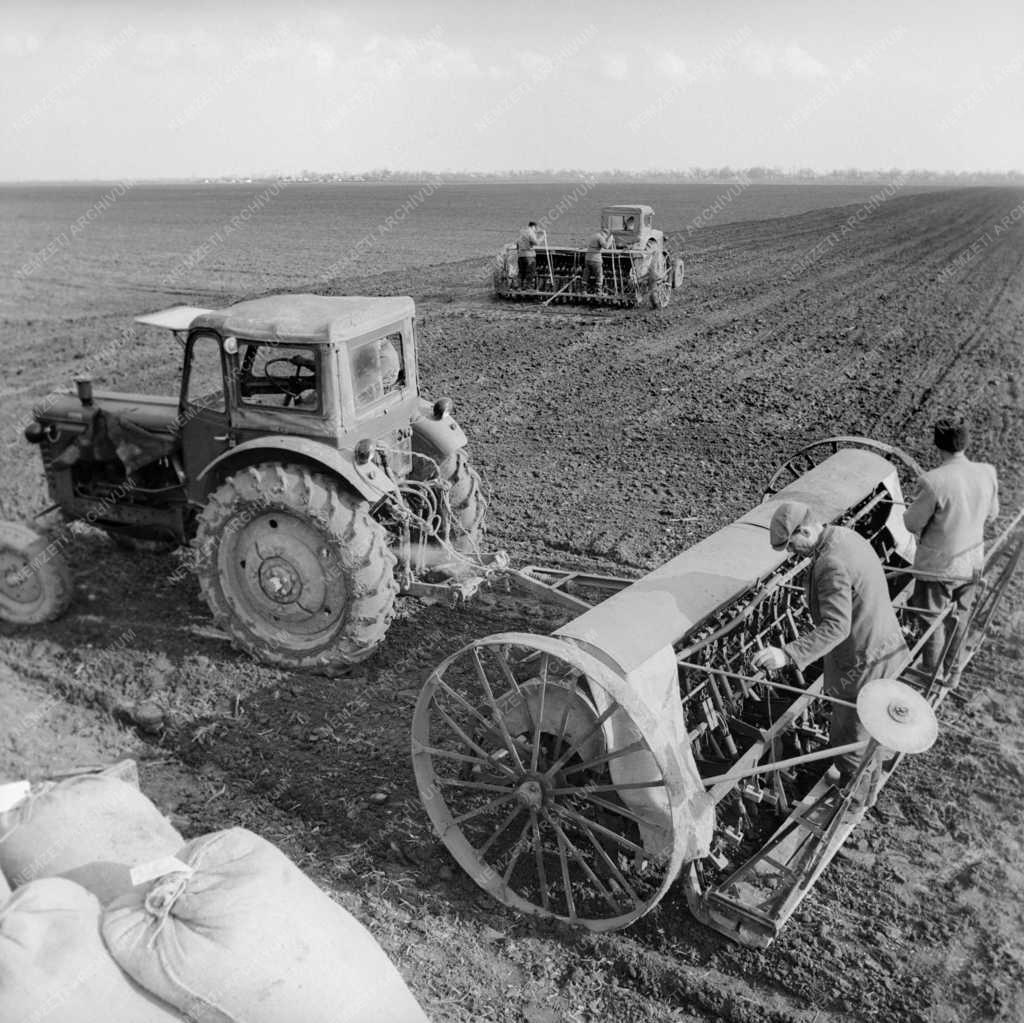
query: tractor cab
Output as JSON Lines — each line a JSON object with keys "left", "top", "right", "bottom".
{"left": 600, "top": 204, "right": 661, "bottom": 250}
{"left": 163, "top": 295, "right": 421, "bottom": 492}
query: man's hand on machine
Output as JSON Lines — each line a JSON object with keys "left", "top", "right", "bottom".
{"left": 752, "top": 646, "right": 790, "bottom": 671}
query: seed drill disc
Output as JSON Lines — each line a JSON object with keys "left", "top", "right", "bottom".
{"left": 857, "top": 678, "right": 938, "bottom": 754}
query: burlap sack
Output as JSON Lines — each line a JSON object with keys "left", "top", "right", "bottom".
{"left": 0, "top": 877, "right": 182, "bottom": 1022}
{"left": 0, "top": 763, "right": 182, "bottom": 901}
{"left": 104, "top": 828, "right": 428, "bottom": 1023}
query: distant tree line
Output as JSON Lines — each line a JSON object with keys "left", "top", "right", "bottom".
{"left": 258, "top": 166, "right": 1024, "bottom": 186}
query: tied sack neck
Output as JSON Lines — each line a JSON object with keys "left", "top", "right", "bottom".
{"left": 143, "top": 870, "right": 192, "bottom": 949}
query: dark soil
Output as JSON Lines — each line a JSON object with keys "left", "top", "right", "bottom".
{"left": 2, "top": 186, "right": 1023, "bottom": 1022}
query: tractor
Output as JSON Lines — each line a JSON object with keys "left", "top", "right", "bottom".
{"left": 492, "top": 204, "right": 685, "bottom": 308}
{"left": 5, "top": 294, "right": 487, "bottom": 675}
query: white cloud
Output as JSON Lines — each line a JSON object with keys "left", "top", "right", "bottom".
{"left": 519, "top": 50, "right": 554, "bottom": 77}
{"left": 0, "top": 31, "right": 40, "bottom": 57}
{"left": 604, "top": 55, "right": 629, "bottom": 81}
{"left": 656, "top": 51, "right": 691, "bottom": 81}
{"left": 782, "top": 43, "right": 828, "bottom": 79}
{"left": 740, "top": 39, "right": 828, "bottom": 79}
{"left": 306, "top": 41, "right": 337, "bottom": 75}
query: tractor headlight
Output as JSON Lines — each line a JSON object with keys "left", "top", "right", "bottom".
{"left": 354, "top": 438, "right": 374, "bottom": 465}
{"left": 24, "top": 422, "right": 44, "bottom": 444}
{"left": 433, "top": 397, "right": 454, "bottom": 420}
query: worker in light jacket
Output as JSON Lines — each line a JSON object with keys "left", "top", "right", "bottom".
{"left": 752, "top": 501, "right": 910, "bottom": 785}
{"left": 903, "top": 418, "right": 999, "bottom": 685}
{"left": 584, "top": 226, "right": 615, "bottom": 293}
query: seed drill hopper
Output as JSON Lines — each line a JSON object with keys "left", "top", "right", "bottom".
{"left": 492, "top": 205, "right": 685, "bottom": 309}
{"left": 413, "top": 437, "right": 1023, "bottom": 944}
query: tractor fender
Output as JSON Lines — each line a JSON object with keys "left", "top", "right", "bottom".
{"left": 197, "top": 435, "right": 396, "bottom": 503}
{"left": 411, "top": 402, "right": 468, "bottom": 460}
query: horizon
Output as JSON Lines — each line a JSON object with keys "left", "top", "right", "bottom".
{"left": 2, "top": 0, "right": 1023, "bottom": 182}
{"left": 3, "top": 167, "right": 1022, "bottom": 187}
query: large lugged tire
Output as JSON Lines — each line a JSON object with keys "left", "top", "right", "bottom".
{"left": 193, "top": 463, "right": 398, "bottom": 673}
{"left": 647, "top": 253, "right": 671, "bottom": 309}
{"left": 0, "top": 521, "right": 73, "bottom": 625}
{"left": 433, "top": 450, "right": 487, "bottom": 555}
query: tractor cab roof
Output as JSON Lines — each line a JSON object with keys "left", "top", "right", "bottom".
{"left": 602, "top": 204, "right": 654, "bottom": 217}
{"left": 136, "top": 294, "right": 415, "bottom": 345}
{"left": 193, "top": 294, "right": 415, "bottom": 345}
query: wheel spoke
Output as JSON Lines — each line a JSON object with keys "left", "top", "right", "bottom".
{"left": 569, "top": 813, "right": 643, "bottom": 908}
{"left": 530, "top": 663, "right": 548, "bottom": 773}
{"left": 489, "top": 645, "right": 523, "bottom": 696}
{"left": 502, "top": 818, "right": 533, "bottom": 884}
{"left": 472, "top": 649, "right": 527, "bottom": 772}
{"left": 434, "top": 673, "right": 515, "bottom": 746}
{"left": 434, "top": 776, "right": 515, "bottom": 794}
{"left": 551, "top": 688, "right": 575, "bottom": 764}
{"left": 544, "top": 700, "right": 620, "bottom": 777}
{"left": 543, "top": 808, "right": 620, "bottom": 916}
{"left": 551, "top": 803, "right": 647, "bottom": 856}
{"left": 550, "top": 779, "right": 666, "bottom": 796}
{"left": 433, "top": 704, "right": 517, "bottom": 779}
{"left": 562, "top": 739, "right": 648, "bottom": 776}
{"left": 531, "top": 810, "right": 550, "bottom": 912}
{"left": 549, "top": 812, "right": 577, "bottom": 920}
{"left": 477, "top": 803, "right": 525, "bottom": 855}
{"left": 453, "top": 792, "right": 519, "bottom": 826}
{"left": 413, "top": 742, "right": 507, "bottom": 772}
{"left": 577, "top": 791, "right": 664, "bottom": 832}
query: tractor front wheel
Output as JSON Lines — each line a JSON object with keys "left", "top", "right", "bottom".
{"left": 0, "top": 521, "right": 73, "bottom": 625}
{"left": 193, "top": 463, "right": 398, "bottom": 674}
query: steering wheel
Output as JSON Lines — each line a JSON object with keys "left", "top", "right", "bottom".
{"left": 264, "top": 355, "right": 316, "bottom": 404}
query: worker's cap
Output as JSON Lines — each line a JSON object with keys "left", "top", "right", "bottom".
{"left": 934, "top": 417, "right": 969, "bottom": 453}
{"left": 768, "top": 500, "right": 813, "bottom": 550}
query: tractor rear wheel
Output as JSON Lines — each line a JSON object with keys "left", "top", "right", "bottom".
{"left": 411, "top": 449, "right": 487, "bottom": 556}
{"left": 0, "top": 521, "right": 73, "bottom": 625}
{"left": 437, "top": 450, "right": 486, "bottom": 555}
{"left": 193, "top": 463, "right": 398, "bottom": 674}
{"left": 648, "top": 258, "right": 671, "bottom": 309}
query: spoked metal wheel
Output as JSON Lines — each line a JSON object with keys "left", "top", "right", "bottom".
{"left": 413, "top": 633, "right": 692, "bottom": 930}
{"left": 763, "top": 435, "right": 925, "bottom": 500}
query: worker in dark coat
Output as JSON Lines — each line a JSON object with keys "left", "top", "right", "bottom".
{"left": 903, "top": 418, "right": 999, "bottom": 685}
{"left": 752, "top": 501, "right": 910, "bottom": 783}
{"left": 516, "top": 221, "right": 546, "bottom": 290}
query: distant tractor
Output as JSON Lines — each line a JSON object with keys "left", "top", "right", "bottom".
{"left": 6, "top": 294, "right": 487, "bottom": 674}
{"left": 492, "top": 204, "right": 685, "bottom": 308}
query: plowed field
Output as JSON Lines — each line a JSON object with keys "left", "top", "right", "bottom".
{"left": 2, "top": 187, "right": 1023, "bottom": 1022}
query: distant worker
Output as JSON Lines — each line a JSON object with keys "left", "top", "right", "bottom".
{"left": 752, "top": 501, "right": 910, "bottom": 788}
{"left": 623, "top": 214, "right": 635, "bottom": 231}
{"left": 903, "top": 418, "right": 999, "bottom": 686}
{"left": 517, "top": 220, "right": 547, "bottom": 290}
{"left": 585, "top": 225, "right": 615, "bottom": 294}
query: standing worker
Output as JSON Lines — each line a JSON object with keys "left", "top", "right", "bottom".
{"left": 752, "top": 501, "right": 910, "bottom": 789}
{"left": 903, "top": 418, "right": 999, "bottom": 686}
{"left": 585, "top": 224, "right": 615, "bottom": 294}
{"left": 517, "top": 220, "right": 546, "bottom": 290}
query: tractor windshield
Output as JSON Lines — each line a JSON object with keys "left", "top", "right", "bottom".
{"left": 237, "top": 342, "right": 321, "bottom": 411}
{"left": 603, "top": 212, "right": 638, "bottom": 234}
{"left": 350, "top": 332, "right": 405, "bottom": 411}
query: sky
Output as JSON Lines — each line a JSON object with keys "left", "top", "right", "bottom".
{"left": 1, "top": 0, "right": 1022, "bottom": 181}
